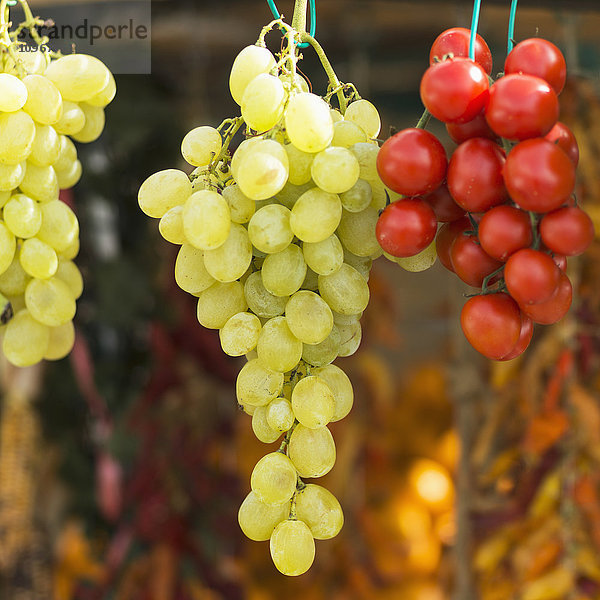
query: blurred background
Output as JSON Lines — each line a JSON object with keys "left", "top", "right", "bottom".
{"left": 3, "top": 0, "right": 600, "bottom": 598}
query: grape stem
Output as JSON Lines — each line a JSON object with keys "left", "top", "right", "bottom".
{"left": 211, "top": 116, "right": 244, "bottom": 172}
{"left": 291, "top": 0, "right": 308, "bottom": 36}
{"left": 278, "top": 421, "right": 298, "bottom": 454}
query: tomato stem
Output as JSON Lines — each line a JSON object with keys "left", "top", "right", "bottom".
{"left": 529, "top": 211, "right": 541, "bottom": 250}
{"left": 415, "top": 108, "right": 431, "bottom": 130}
{"left": 481, "top": 265, "right": 505, "bottom": 294}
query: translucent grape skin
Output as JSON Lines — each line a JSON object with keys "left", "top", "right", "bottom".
{"left": 270, "top": 519, "right": 315, "bottom": 576}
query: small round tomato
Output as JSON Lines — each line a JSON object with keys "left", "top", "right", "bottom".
{"left": 376, "top": 128, "right": 447, "bottom": 196}
{"left": 460, "top": 293, "right": 522, "bottom": 360}
{"left": 503, "top": 139, "right": 576, "bottom": 212}
{"left": 540, "top": 206, "right": 595, "bottom": 256}
{"left": 421, "top": 57, "right": 489, "bottom": 124}
{"left": 450, "top": 232, "right": 503, "bottom": 288}
{"left": 446, "top": 113, "right": 497, "bottom": 144}
{"left": 447, "top": 138, "right": 507, "bottom": 212}
{"left": 422, "top": 182, "right": 465, "bottom": 222}
{"left": 429, "top": 27, "right": 493, "bottom": 74}
{"left": 504, "top": 248, "right": 560, "bottom": 305}
{"left": 478, "top": 205, "right": 533, "bottom": 261}
{"left": 552, "top": 253, "right": 568, "bottom": 271}
{"left": 522, "top": 270, "right": 572, "bottom": 324}
{"left": 545, "top": 121, "right": 579, "bottom": 166}
{"left": 500, "top": 314, "right": 534, "bottom": 361}
{"left": 485, "top": 74, "right": 559, "bottom": 140}
{"left": 504, "top": 38, "right": 567, "bottom": 95}
{"left": 435, "top": 217, "right": 470, "bottom": 271}
{"left": 376, "top": 198, "right": 438, "bottom": 257}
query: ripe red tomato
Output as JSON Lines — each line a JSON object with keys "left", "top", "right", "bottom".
{"left": 504, "top": 38, "right": 567, "bottom": 95}
{"left": 552, "top": 253, "right": 568, "bottom": 271}
{"left": 521, "top": 270, "right": 572, "bottom": 324}
{"left": 504, "top": 248, "right": 560, "bottom": 305}
{"left": 435, "top": 217, "right": 470, "bottom": 272}
{"left": 540, "top": 206, "right": 595, "bottom": 256}
{"left": 422, "top": 182, "right": 465, "bottom": 222}
{"left": 447, "top": 138, "right": 507, "bottom": 212}
{"left": 376, "top": 198, "right": 438, "bottom": 257}
{"left": 485, "top": 74, "right": 559, "bottom": 140}
{"left": 429, "top": 27, "right": 493, "bottom": 75}
{"left": 503, "top": 139, "right": 576, "bottom": 212}
{"left": 460, "top": 293, "right": 522, "bottom": 360}
{"left": 450, "top": 232, "right": 503, "bottom": 288}
{"left": 446, "top": 113, "right": 497, "bottom": 144}
{"left": 420, "top": 58, "right": 489, "bottom": 124}
{"left": 545, "top": 121, "right": 579, "bottom": 166}
{"left": 477, "top": 205, "right": 533, "bottom": 261}
{"left": 376, "top": 128, "right": 447, "bottom": 196}
{"left": 500, "top": 314, "right": 534, "bottom": 360}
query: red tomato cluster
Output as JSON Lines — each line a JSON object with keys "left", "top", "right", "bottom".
{"left": 375, "top": 28, "right": 595, "bottom": 361}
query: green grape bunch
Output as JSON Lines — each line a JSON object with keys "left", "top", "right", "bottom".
{"left": 138, "top": 14, "right": 406, "bottom": 576}
{"left": 0, "top": 0, "right": 115, "bottom": 366}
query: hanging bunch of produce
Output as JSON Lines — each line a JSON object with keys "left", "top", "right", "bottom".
{"left": 137, "top": 0, "right": 394, "bottom": 576}
{"left": 375, "top": 0, "right": 594, "bottom": 361}
{"left": 0, "top": 0, "right": 115, "bottom": 366}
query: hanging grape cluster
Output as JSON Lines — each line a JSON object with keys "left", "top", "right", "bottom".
{"left": 0, "top": 3, "right": 115, "bottom": 366}
{"left": 138, "top": 18, "right": 391, "bottom": 575}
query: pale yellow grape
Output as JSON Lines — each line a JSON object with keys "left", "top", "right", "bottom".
{"left": 236, "top": 358, "right": 283, "bottom": 407}
{"left": 20, "top": 237, "right": 58, "bottom": 279}
{"left": 285, "top": 93, "right": 333, "bottom": 153}
{"left": 276, "top": 181, "right": 313, "bottom": 210}
{"left": 87, "top": 71, "right": 117, "bottom": 108}
{"left": 175, "top": 244, "right": 215, "bottom": 295}
{"left": 279, "top": 71, "right": 309, "bottom": 93}
{"left": 44, "top": 54, "right": 110, "bottom": 102}
{"left": 270, "top": 519, "right": 315, "bottom": 577}
{"left": 285, "top": 290, "right": 333, "bottom": 344}
{"left": 340, "top": 179, "right": 372, "bottom": 213}
{"left": 288, "top": 424, "right": 336, "bottom": 478}
{"left": 182, "top": 189, "right": 230, "bottom": 250}
{"left": 203, "top": 223, "right": 251, "bottom": 282}
{"left": 251, "top": 451, "right": 297, "bottom": 506}
{"left": 302, "top": 268, "right": 319, "bottom": 292}
{"left": 230, "top": 137, "right": 262, "bottom": 180}
{"left": 252, "top": 406, "right": 282, "bottom": 443}
{"left": 290, "top": 188, "right": 341, "bottom": 243}
{"left": 248, "top": 204, "right": 293, "bottom": 254}
{"left": 37, "top": 200, "right": 78, "bottom": 252}
{"left": 44, "top": 321, "right": 75, "bottom": 360}
{"left": 229, "top": 45, "right": 276, "bottom": 105}
{"left": 56, "top": 160, "right": 82, "bottom": 190}
{"left": 301, "top": 325, "right": 340, "bottom": 367}
{"left": 181, "top": 126, "right": 222, "bottom": 167}
{"left": 196, "top": 281, "right": 247, "bottom": 329}
{"left": 266, "top": 398, "right": 295, "bottom": 432}
{"left": 343, "top": 249, "right": 372, "bottom": 279}
{"left": 54, "top": 259, "right": 83, "bottom": 299}
{"left": 0, "top": 223, "right": 16, "bottom": 276}
{"left": 2, "top": 308, "right": 49, "bottom": 367}
{"left": 4, "top": 49, "right": 47, "bottom": 75}
{"left": 295, "top": 484, "right": 344, "bottom": 539}
{"left": 238, "top": 491, "right": 289, "bottom": 541}
{"left": 262, "top": 244, "right": 306, "bottom": 297}
{"left": 312, "top": 364, "right": 354, "bottom": 422}
{"left": 0, "top": 253, "right": 30, "bottom": 295}
{"left": 240, "top": 402, "right": 256, "bottom": 416}
{"left": 20, "top": 163, "right": 58, "bottom": 202}
{"left": 158, "top": 205, "right": 185, "bottom": 244}
{"left": 337, "top": 207, "right": 380, "bottom": 257}
{"left": 344, "top": 99, "right": 381, "bottom": 138}
{"left": 319, "top": 264, "right": 369, "bottom": 315}
{"left": 54, "top": 136, "right": 78, "bottom": 172}
{"left": 22, "top": 75, "right": 62, "bottom": 125}
{"left": 396, "top": 239, "right": 437, "bottom": 272}
{"left": 333, "top": 310, "right": 361, "bottom": 326}
{"left": 0, "top": 73, "right": 28, "bottom": 112}
{"left": 350, "top": 142, "right": 379, "bottom": 181}
{"left": 6, "top": 294, "right": 25, "bottom": 313}
{"left": 54, "top": 101, "right": 85, "bottom": 136}
{"left": 311, "top": 147, "right": 360, "bottom": 194}
{"left": 337, "top": 321, "right": 362, "bottom": 357}
{"left": 221, "top": 184, "right": 255, "bottom": 224}
{"left": 291, "top": 375, "right": 334, "bottom": 429}
{"left": 25, "top": 276, "right": 75, "bottom": 326}
{"left": 58, "top": 236, "right": 79, "bottom": 260}
{"left": 4, "top": 193, "right": 42, "bottom": 239}
{"left": 369, "top": 179, "right": 388, "bottom": 211}
{"left": 244, "top": 271, "right": 287, "bottom": 318}
{"left": 330, "top": 109, "right": 343, "bottom": 123}
{"left": 28, "top": 124, "right": 60, "bottom": 167}
{"left": 71, "top": 104, "right": 105, "bottom": 143}
{"left": 236, "top": 149, "right": 288, "bottom": 201}
{"left": 331, "top": 120, "right": 368, "bottom": 148}
{"left": 242, "top": 73, "right": 287, "bottom": 133}
{"left": 0, "top": 191, "right": 8, "bottom": 207}
{"left": 138, "top": 169, "right": 192, "bottom": 219}
{"left": 257, "top": 316, "right": 303, "bottom": 373}
{"left": 189, "top": 166, "right": 221, "bottom": 192}
{"left": 0, "top": 111, "right": 35, "bottom": 165}
{"left": 283, "top": 144, "right": 313, "bottom": 186}
{"left": 0, "top": 162, "right": 25, "bottom": 191}
{"left": 220, "top": 311, "right": 261, "bottom": 356}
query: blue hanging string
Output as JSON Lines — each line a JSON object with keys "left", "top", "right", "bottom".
{"left": 7, "top": 1, "right": 17, "bottom": 5}
{"left": 507, "top": 0, "right": 518, "bottom": 54}
{"left": 266, "top": 0, "right": 316, "bottom": 48}
{"left": 469, "top": 0, "right": 482, "bottom": 60}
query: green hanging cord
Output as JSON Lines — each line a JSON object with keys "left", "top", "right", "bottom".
{"left": 7, "top": 1, "right": 17, "bottom": 5}
{"left": 468, "top": 0, "right": 482, "bottom": 60}
{"left": 507, "top": 0, "right": 518, "bottom": 54}
{"left": 266, "top": 0, "right": 316, "bottom": 48}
